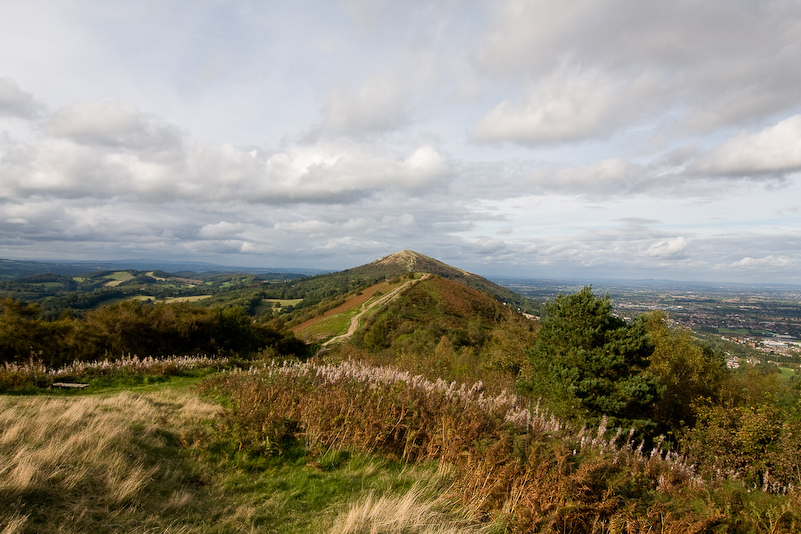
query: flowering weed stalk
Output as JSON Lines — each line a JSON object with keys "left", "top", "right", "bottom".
{"left": 198, "top": 360, "right": 801, "bottom": 533}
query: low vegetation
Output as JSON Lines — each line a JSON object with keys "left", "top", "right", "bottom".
{"left": 2, "top": 253, "right": 801, "bottom": 532}
{"left": 0, "top": 297, "right": 307, "bottom": 370}
{"left": 198, "top": 359, "right": 801, "bottom": 533}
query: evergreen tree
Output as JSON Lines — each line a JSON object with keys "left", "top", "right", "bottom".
{"left": 521, "top": 287, "right": 660, "bottom": 430}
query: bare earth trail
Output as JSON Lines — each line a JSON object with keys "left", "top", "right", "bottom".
{"left": 320, "top": 274, "right": 431, "bottom": 348}
{"left": 290, "top": 282, "right": 386, "bottom": 336}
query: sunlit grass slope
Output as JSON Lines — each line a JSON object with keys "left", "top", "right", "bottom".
{"left": 0, "top": 385, "right": 484, "bottom": 534}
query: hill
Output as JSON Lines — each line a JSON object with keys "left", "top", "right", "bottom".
{"left": 343, "top": 250, "right": 537, "bottom": 314}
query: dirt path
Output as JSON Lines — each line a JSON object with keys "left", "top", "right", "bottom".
{"left": 290, "top": 282, "right": 386, "bottom": 335}
{"left": 321, "top": 274, "right": 429, "bottom": 348}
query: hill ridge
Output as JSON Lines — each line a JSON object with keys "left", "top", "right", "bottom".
{"left": 345, "top": 250, "right": 535, "bottom": 314}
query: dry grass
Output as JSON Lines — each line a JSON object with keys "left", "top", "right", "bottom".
{"left": 202, "top": 360, "right": 801, "bottom": 533}
{"left": 0, "top": 390, "right": 220, "bottom": 533}
{"left": 329, "top": 482, "right": 495, "bottom": 534}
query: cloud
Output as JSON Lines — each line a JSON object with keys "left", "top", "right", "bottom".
{"left": 475, "top": 1, "right": 801, "bottom": 139}
{"left": 198, "top": 221, "right": 246, "bottom": 239}
{"left": 473, "top": 237, "right": 505, "bottom": 254}
{"left": 646, "top": 236, "right": 687, "bottom": 259}
{"left": 320, "top": 71, "right": 411, "bottom": 136}
{"left": 1, "top": 100, "right": 453, "bottom": 205}
{"left": 45, "top": 99, "right": 183, "bottom": 151}
{"left": 472, "top": 69, "right": 656, "bottom": 145}
{"left": 731, "top": 255, "right": 792, "bottom": 268}
{"left": 524, "top": 159, "right": 644, "bottom": 195}
{"left": 692, "top": 115, "right": 801, "bottom": 177}
{"left": 0, "top": 77, "right": 44, "bottom": 119}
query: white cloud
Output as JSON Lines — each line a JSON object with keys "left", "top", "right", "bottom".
{"left": 1, "top": 104, "right": 453, "bottom": 205}
{"left": 472, "top": 70, "right": 657, "bottom": 145}
{"left": 731, "top": 255, "right": 792, "bottom": 268}
{"left": 646, "top": 237, "right": 687, "bottom": 259}
{"left": 198, "top": 221, "right": 246, "bottom": 239}
{"left": 692, "top": 115, "right": 801, "bottom": 177}
{"left": 1, "top": 1, "right": 800, "bottom": 283}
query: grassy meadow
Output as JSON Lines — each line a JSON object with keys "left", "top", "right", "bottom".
{"left": 0, "top": 367, "right": 486, "bottom": 534}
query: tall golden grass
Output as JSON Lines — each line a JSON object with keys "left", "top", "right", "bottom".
{"left": 329, "top": 481, "right": 495, "bottom": 534}
{"left": 0, "top": 391, "right": 220, "bottom": 533}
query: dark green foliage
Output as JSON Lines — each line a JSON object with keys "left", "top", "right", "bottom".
{"left": 0, "top": 297, "right": 308, "bottom": 366}
{"left": 520, "top": 287, "right": 660, "bottom": 430}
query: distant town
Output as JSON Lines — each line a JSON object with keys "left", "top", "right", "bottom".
{"left": 495, "top": 278, "right": 801, "bottom": 368}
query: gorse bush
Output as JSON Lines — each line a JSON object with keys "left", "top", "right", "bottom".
{"left": 683, "top": 402, "right": 801, "bottom": 492}
{"left": 198, "top": 360, "right": 801, "bottom": 533}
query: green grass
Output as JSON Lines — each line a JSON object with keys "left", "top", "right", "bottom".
{"left": 0, "top": 383, "right": 459, "bottom": 534}
{"left": 718, "top": 328, "right": 752, "bottom": 335}
{"left": 303, "top": 310, "right": 357, "bottom": 339}
{"left": 779, "top": 366, "right": 796, "bottom": 380}
{"left": 106, "top": 271, "right": 135, "bottom": 281}
{"left": 132, "top": 295, "right": 212, "bottom": 303}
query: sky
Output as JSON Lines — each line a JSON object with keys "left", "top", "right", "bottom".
{"left": 1, "top": 1, "right": 800, "bottom": 284}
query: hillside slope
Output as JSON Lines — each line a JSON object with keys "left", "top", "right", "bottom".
{"left": 343, "top": 250, "right": 537, "bottom": 314}
{"left": 322, "top": 274, "right": 538, "bottom": 390}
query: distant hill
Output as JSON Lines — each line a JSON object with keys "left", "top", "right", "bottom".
{"left": 342, "top": 250, "right": 538, "bottom": 314}
{"left": 0, "top": 258, "right": 326, "bottom": 280}
{"left": 285, "top": 251, "right": 540, "bottom": 389}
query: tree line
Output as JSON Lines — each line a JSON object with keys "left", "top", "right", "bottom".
{"left": 0, "top": 297, "right": 307, "bottom": 367}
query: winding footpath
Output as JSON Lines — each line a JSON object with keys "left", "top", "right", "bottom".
{"left": 320, "top": 274, "right": 431, "bottom": 349}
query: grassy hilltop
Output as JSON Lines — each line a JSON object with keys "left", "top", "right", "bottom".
{"left": 2, "top": 251, "right": 801, "bottom": 533}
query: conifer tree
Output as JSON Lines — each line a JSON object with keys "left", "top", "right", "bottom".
{"left": 521, "top": 287, "right": 660, "bottom": 430}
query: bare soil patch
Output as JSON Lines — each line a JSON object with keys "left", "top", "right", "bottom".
{"left": 291, "top": 281, "right": 388, "bottom": 335}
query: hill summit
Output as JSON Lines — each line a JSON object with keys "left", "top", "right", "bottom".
{"left": 350, "top": 250, "right": 480, "bottom": 280}
{"left": 343, "top": 250, "right": 533, "bottom": 313}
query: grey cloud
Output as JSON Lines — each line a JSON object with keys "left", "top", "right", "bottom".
{"left": 45, "top": 100, "right": 184, "bottom": 153}
{"left": 523, "top": 159, "right": 646, "bottom": 196}
{"left": 616, "top": 217, "right": 660, "bottom": 225}
{"left": 319, "top": 71, "right": 411, "bottom": 136}
{"left": 0, "top": 77, "right": 44, "bottom": 119}
{"left": 473, "top": 1, "right": 801, "bottom": 142}
{"left": 473, "top": 237, "right": 505, "bottom": 255}
{"left": 472, "top": 69, "right": 658, "bottom": 145}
